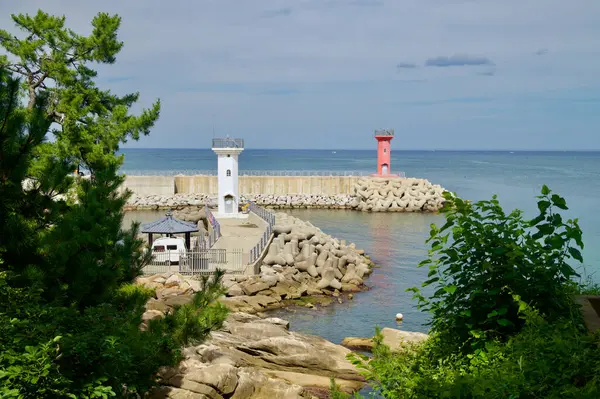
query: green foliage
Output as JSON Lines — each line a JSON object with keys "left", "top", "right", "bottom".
{"left": 160, "top": 272, "right": 229, "bottom": 347}
{"left": 352, "top": 189, "right": 600, "bottom": 398}
{"left": 408, "top": 187, "right": 584, "bottom": 352}
{"left": 0, "top": 9, "right": 160, "bottom": 176}
{"left": 329, "top": 377, "right": 363, "bottom": 399}
{"left": 330, "top": 378, "right": 350, "bottom": 399}
{"left": 0, "top": 31, "right": 225, "bottom": 397}
{"left": 355, "top": 301, "right": 600, "bottom": 398}
{"left": 577, "top": 274, "right": 600, "bottom": 295}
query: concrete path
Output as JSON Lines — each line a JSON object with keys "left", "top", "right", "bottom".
{"left": 211, "top": 212, "right": 269, "bottom": 271}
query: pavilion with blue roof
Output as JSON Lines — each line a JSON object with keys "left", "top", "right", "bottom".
{"left": 141, "top": 209, "right": 198, "bottom": 249}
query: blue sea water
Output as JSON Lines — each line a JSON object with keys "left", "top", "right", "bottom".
{"left": 122, "top": 149, "right": 600, "bottom": 343}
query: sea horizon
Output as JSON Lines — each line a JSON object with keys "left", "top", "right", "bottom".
{"left": 121, "top": 148, "right": 600, "bottom": 153}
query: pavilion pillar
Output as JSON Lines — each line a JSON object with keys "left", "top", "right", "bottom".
{"left": 148, "top": 233, "right": 153, "bottom": 246}
{"left": 185, "top": 233, "right": 191, "bottom": 251}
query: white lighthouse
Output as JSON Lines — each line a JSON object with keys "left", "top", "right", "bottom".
{"left": 211, "top": 136, "right": 244, "bottom": 218}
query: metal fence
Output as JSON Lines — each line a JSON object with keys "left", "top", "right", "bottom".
{"left": 142, "top": 249, "right": 244, "bottom": 275}
{"left": 204, "top": 205, "right": 221, "bottom": 248}
{"left": 122, "top": 170, "right": 374, "bottom": 177}
{"left": 248, "top": 202, "right": 275, "bottom": 264}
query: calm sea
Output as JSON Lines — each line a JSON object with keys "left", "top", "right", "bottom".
{"left": 121, "top": 149, "right": 600, "bottom": 343}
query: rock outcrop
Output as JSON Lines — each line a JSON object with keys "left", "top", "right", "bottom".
{"left": 150, "top": 312, "right": 365, "bottom": 398}
{"left": 341, "top": 328, "right": 429, "bottom": 352}
{"left": 124, "top": 177, "right": 446, "bottom": 213}
{"left": 135, "top": 273, "right": 366, "bottom": 399}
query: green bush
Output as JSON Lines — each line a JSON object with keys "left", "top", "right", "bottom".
{"left": 349, "top": 189, "right": 600, "bottom": 398}
{"left": 355, "top": 303, "right": 600, "bottom": 399}
{"left": 408, "top": 187, "right": 584, "bottom": 352}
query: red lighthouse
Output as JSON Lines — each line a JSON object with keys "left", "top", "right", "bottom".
{"left": 373, "top": 128, "right": 397, "bottom": 176}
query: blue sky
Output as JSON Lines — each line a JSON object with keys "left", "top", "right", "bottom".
{"left": 1, "top": 0, "right": 599, "bottom": 150}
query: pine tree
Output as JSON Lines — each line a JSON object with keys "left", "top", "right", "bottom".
{"left": 0, "top": 9, "right": 160, "bottom": 176}
{"left": 0, "top": 10, "right": 228, "bottom": 397}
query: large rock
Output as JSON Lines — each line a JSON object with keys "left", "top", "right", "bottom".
{"left": 242, "top": 281, "right": 272, "bottom": 296}
{"left": 150, "top": 386, "right": 211, "bottom": 399}
{"left": 153, "top": 312, "right": 364, "bottom": 398}
{"left": 341, "top": 328, "right": 429, "bottom": 353}
{"left": 381, "top": 327, "right": 428, "bottom": 350}
{"left": 184, "top": 364, "right": 238, "bottom": 395}
{"left": 165, "top": 295, "right": 194, "bottom": 308}
{"left": 165, "top": 273, "right": 185, "bottom": 288}
{"left": 226, "top": 283, "right": 244, "bottom": 297}
{"left": 340, "top": 337, "right": 375, "bottom": 351}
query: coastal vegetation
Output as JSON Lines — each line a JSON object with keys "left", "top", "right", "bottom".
{"left": 349, "top": 188, "right": 600, "bottom": 398}
{"left": 0, "top": 10, "right": 226, "bottom": 398}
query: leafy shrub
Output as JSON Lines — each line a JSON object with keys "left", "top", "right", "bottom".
{"left": 350, "top": 188, "right": 600, "bottom": 398}
{"left": 354, "top": 300, "right": 600, "bottom": 399}
{"left": 408, "top": 187, "right": 584, "bottom": 352}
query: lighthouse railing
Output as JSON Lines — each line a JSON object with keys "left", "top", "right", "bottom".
{"left": 211, "top": 138, "right": 244, "bottom": 148}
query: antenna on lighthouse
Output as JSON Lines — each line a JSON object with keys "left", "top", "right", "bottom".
{"left": 212, "top": 113, "right": 216, "bottom": 138}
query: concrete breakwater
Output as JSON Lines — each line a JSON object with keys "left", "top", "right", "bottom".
{"left": 124, "top": 177, "right": 446, "bottom": 213}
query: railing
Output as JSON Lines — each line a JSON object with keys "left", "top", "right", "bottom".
{"left": 142, "top": 249, "right": 244, "bottom": 275}
{"left": 211, "top": 138, "right": 244, "bottom": 149}
{"left": 248, "top": 202, "right": 275, "bottom": 264}
{"left": 204, "top": 205, "right": 221, "bottom": 248}
{"left": 122, "top": 170, "right": 373, "bottom": 177}
{"left": 374, "top": 128, "right": 394, "bottom": 137}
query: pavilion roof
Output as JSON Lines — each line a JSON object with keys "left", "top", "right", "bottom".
{"left": 141, "top": 210, "right": 198, "bottom": 234}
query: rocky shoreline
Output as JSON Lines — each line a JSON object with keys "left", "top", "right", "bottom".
{"left": 134, "top": 210, "right": 431, "bottom": 397}
{"left": 124, "top": 177, "right": 446, "bottom": 213}
{"left": 137, "top": 272, "right": 428, "bottom": 398}
{"left": 137, "top": 271, "right": 367, "bottom": 398}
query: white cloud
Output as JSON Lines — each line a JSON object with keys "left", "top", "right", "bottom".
{"left": 1, "top": 0, "right": 599, "bottom": 149}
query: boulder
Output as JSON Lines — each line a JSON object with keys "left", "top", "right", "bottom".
{"left": 184, "top": 364, "right": 238, "bottom": 395}
{"left": 381, "top": 327, "right": 429, "bottom": 350}
{"left": 165, "top": 273, "right": 185, "bottom": 288}
{"left": 242, "top": 281, "right": 272, "bottom": 296}
{"left": 146, "top": 297, "right": 169, "bottom": 312}
{"left": 166, "top": 376, "right": 224, "bottom": 399}
{"left": 226, "top": 283, "right": 244, "bottom": 297}
{"left": 149, "top": 386, "right": 211, "bottom": 399}
{"left": 142, "top": 309, "right": 164, "bottom": 322}
{"left": 243, "top": 295, "right": 280, "bottom": 311}
{"left": 340, "top": 337, "right": 374, "bottom": 351}
{"left": 157, "top": 287, "right": 188, "bottom": 300}
{"left": 165, "top": 295, "right": 194, "bottom": 308}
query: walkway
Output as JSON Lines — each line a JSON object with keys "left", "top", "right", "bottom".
{"left": 211, "top": 212, "right": 269, "bottom": 270}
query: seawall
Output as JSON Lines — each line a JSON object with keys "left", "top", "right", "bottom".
{"left": 123, "top": 175, "right": 447, "bottom": 213}
{"left": 120, "top": 175, "right": 361, "bottom": 196}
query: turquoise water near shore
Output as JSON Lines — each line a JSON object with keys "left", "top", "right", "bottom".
{"left": 122, "top": 149, "right": 600, "bottom": 343}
